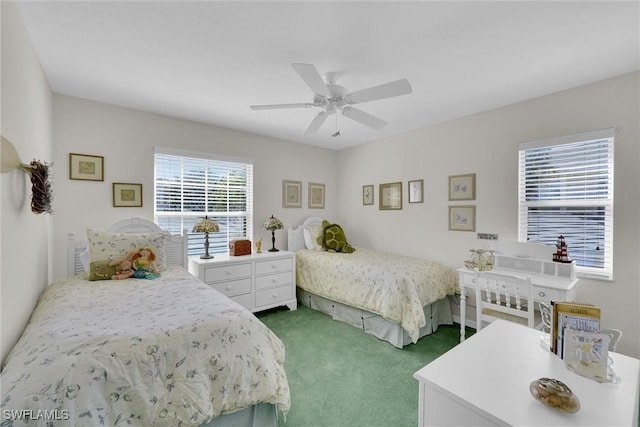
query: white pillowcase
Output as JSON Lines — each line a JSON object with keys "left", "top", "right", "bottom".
{"left": 86, "top": 229, "right": 171, "bottom": 271}
{"left": 303, "top": 224, "right": 324, "bottom": 251}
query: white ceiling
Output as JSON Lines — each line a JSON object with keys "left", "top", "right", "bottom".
{"left": 16, "top": 1, "right": 640, "bottom": 151}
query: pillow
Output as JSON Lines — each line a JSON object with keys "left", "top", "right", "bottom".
{"left": 88, "top": 261, "right": 117, "bottom": 281}
{"left": 87, "top": 229, "right": 170, "bottom": 271}
{"left": 303, "top": 224, "right": 324, "bottom": 251}
{"left": 321, "top": 220, "right": 355, "bottom": 254}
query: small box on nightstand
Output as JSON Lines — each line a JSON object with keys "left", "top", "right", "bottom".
{"left": 229, "top": 239, "right": 252, "bottom": 256}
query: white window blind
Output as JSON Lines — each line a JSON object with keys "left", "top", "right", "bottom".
{"left": 154, "top": 148, "right": 253, "bottom": 257}
{"left": 518, "top": 129, "right": 614, "bottom": 280}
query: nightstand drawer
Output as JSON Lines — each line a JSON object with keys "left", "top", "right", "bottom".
{"left": 255, "top": 285, "right": 293, "bottom": 308}
{"left": 255, "top": 258, "right": 292, "bottom": 275}
{"left": 204, "top": 263, "right": 252, "bottom": 283}
{"left": 230, "top": 293, "right": 253, "bottom": 311}
{"left": 210, "top": 278, "right": 252, "bottom": 297}
{"left": 255, "top": 272, "right": 293, "bottom": 290}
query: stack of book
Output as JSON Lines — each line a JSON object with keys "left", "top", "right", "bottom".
{"left": 550, "top": 301, "right": 601, "bottom": 357}
{"left": 551, "top": 301, "right": 611, "bottom": 382}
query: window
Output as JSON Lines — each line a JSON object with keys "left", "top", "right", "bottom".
{"left": 154, "top": 148, "right": 253, "bottom": 257}
{"left": 518, "top": 129, "right": 614, "bottom": 280}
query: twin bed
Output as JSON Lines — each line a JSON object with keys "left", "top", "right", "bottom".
{"left": 1, "top": 218, "right": 289, "bottom": 427}
{"left": 1, "top": 216, "right": 459, "bottom": 426}
{"left": 288, "top": 217, "right": 458, "bottom": 348}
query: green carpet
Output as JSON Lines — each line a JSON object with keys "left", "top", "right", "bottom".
{"left": 257, "top": 305, "right": 472, "bottom": 427}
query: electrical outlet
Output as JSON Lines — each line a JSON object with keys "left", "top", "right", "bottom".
{"left": 477, "top": 233, "right": 498, "bottom": 240}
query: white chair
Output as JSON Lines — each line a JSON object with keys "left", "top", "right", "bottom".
{"left": 475, "top": 270, "right": 535, "bottom": 332}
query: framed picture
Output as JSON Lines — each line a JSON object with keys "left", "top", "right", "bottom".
{"left": 449, "top": 205, "right": 476, "bottom": 231}
{"left": 113, "top": 182, "right": 143, "bottom": 207}
{"left": 69, "top": 153, "right": 104, "bottom": 181}
{"left": 379, "top": 182, "right": 402, "bottom": 210}
{"left": 362, "top": 184, "right": 374, "bottom": 205}
{"left": 308, "top": 182, "right": 325, "bottom": 209}
{"left": 449, "top": 173, "right": 476, "bottom": 201}
{"left": 282, "top": 180, "right": 302, "bottom": 208}
{"left": 408, "top": 179, "right": 424, "bottom": 203}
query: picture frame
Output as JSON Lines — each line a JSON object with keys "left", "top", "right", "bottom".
{"left": 408, "top": 179, "right": 424, "bottom": 203}
{"left": 308, "top": 182, "right": 325, "bottom": 209}
{"left": 448, "top": 205, "right": 476, "bottom": 231}
{"left": 282, "top": 180, "right": 302, "bottom": 208}
{"left": 379, "top": 182, "right": 402, "bottom": 210}
{"left": 449, "top": 173, "right": 476, "bottom": 201}
{"left": 362, "top": 184, "right": 374, "bottom": 205}
{"left": 69, "top": 153, "right": 104, "bottom": 181}
{"left": 113, "top": 182, "right": 143, "bottom": 207}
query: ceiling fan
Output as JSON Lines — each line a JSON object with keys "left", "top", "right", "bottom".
{"left": 250, "top": 63, "right": 412, "bottom": 135}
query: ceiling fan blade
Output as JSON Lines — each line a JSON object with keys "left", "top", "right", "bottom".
{"left": 292, "top": 63, "right": 332, "bottom": 98}
{"left": 250, "top": 103, "right": 314, "bottom": 110}
{"left": 341, "top": 106, "right": 387, "bottom": 130}
{"left": 304, "top": 111, "right": 330, "bottom": 134}
{"left": 345, "top": 79, "right": 412, "bottom": 105}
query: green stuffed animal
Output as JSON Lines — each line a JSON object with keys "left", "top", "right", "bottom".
{"left": 321, "top": 220, "right": 355, "bottom": 253}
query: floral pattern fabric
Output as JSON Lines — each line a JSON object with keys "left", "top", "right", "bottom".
{"left": 296, "top": 247, "right": 458, "bottom": 343}
{"left": 1, "top": 267, "right": 290, "bottom": 426}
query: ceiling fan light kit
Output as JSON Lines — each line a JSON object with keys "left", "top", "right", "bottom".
{"left": 250, "top": 63, "right": 412, "bottom": 135}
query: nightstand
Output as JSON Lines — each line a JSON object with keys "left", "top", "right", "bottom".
{"left": 189, "top": 251, "right": 297, "bottom": 313}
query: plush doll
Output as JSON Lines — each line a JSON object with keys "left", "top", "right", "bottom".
{"left": 130, "top": 247, "right": 160, "bottom": 279}
{"left": 111, "top": 259, "right": 134, "bottom": 280}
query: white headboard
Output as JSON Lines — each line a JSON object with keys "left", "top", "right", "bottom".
{"left": 67, "top": 217, "right": 188, "bottom": 276}
{"left": 288, "top": 216, "right": 323, "bottom": 252}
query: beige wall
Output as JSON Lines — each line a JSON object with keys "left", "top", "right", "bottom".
{"left": 51, "top": 95, "right": 339, "bottom": 281}
{"left": 1, "top": 1, "right": 53, "bottom": 363}
{"left": 337, "top": 72, "right": 640, "bottom": 357}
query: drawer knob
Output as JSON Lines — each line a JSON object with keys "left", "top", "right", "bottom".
{"left": 272, "top": 293, "right": 278, "bottom": 299}
{"left": 226, "top": 285, "right": 232, "bottom": 291}
{"left": 271, "top": 264, "right": 278, "bottom": 269}
{"left": 225, "top": 270, "right": 232, "bottom": 275}
{"left": 272, "top": 277, "right": 279, "bottom": 283}
{"left": 539, "top": 291, "right": 546, "bottom": 297}
{"left": 471, "top": 279, "right": 476, "bottom": 284}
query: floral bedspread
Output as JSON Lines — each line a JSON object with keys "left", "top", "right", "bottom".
{"left": 296, "top": 248, "right": 458, "bottom": 342}
{"left": 0, "top": 267, "right": 290, "bottom": 426}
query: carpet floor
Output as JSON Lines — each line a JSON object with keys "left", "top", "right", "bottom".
{"left": 257, "top": 305, "right": 471, "bottom": 427}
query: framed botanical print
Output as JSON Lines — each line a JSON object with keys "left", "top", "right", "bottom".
{"left": 113, "top": 182, "right": 142, "bottom": 207}
{"left": 448, "top": 205, "right": 476, "bottom": 231}
{"left": 69, "top": 153, "right": 104, "bottom": 181}
{"left": 408, "top": 179, "right": 424, "bottom": 203}
{"left": 282, "top": 180, "right": 302, "bottom": 208}
{"left": 379, "top": 182, "right": 402, "bottom": 210}
{"left": 308, "top": 182, "right": 325, "bottom": 209}
{"left": 363, "top": 184, "right": 374, "bottom": 205}
{"left": 449, "top": 173, "right": 476, "bottom": 201}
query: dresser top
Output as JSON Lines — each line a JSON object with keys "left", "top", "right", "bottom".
{"left": 190, "top": 250, "right": 294, "bottom": 265}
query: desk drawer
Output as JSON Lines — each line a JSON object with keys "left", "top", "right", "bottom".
{"left": 255, "top": 258, "right": 292, "bottom": 275}
{"left": 204, "top": 263, "right": 252, "bottom": 283}
{"left": 256, "top": 272, "right": 293, "bottom": 290}
{"left": 255, "top": 285, "right": 293, "bottom": 308}
{"left": 210, "top": 278, "right": 252, "bottom": 297}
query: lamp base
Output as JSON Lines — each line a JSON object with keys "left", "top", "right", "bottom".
{"left": 268, "top": 248, "right": 279, "bottom": 252}
{"left": 200, "top": 254, "right": 214, "bottom": 259}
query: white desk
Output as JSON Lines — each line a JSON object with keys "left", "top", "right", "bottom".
{"left": 414, "top": 320, "right": 640, "bottom": 426}
{"left": 458, "top": 266, "right": 578, "bottom": 342}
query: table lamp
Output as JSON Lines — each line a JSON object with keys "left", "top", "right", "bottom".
{"left": 192, "top": 216, "right": 219, "bottom": 259}
{"left": 263, "top": 214, "right": 283, "bottom": 252}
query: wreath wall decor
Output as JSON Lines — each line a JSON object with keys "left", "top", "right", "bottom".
{"left": 22, "top": 160, "right": 54, "bottom": 214}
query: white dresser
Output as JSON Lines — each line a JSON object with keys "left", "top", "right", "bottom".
{"left": 189, "top": 251, "right": 297, "bottom": 313}
{"left": 414, "top": 320, "right": 640, "bottom": 426}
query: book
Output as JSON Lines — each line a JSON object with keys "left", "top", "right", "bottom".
{"left": 550, "top": 301, "right": 600, "bottom": 357}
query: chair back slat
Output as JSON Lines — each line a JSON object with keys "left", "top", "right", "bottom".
{"left": 475, "top": 270, "right": 534, "bottom": 331}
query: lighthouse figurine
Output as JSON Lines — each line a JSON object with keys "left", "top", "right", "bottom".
{"left": 553, "top": 235, "right": 571, "bottom": 263}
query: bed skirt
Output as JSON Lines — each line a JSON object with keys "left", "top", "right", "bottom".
{"left": 201, "top": 403, "right": 277, "bottom": 427}
{"left": 296, "top": 287, "right": 453, "bottom": 348}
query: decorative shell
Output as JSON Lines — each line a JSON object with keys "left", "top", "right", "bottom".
{"left": 529, "top": 377, "right": 580, "bottom": 413}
